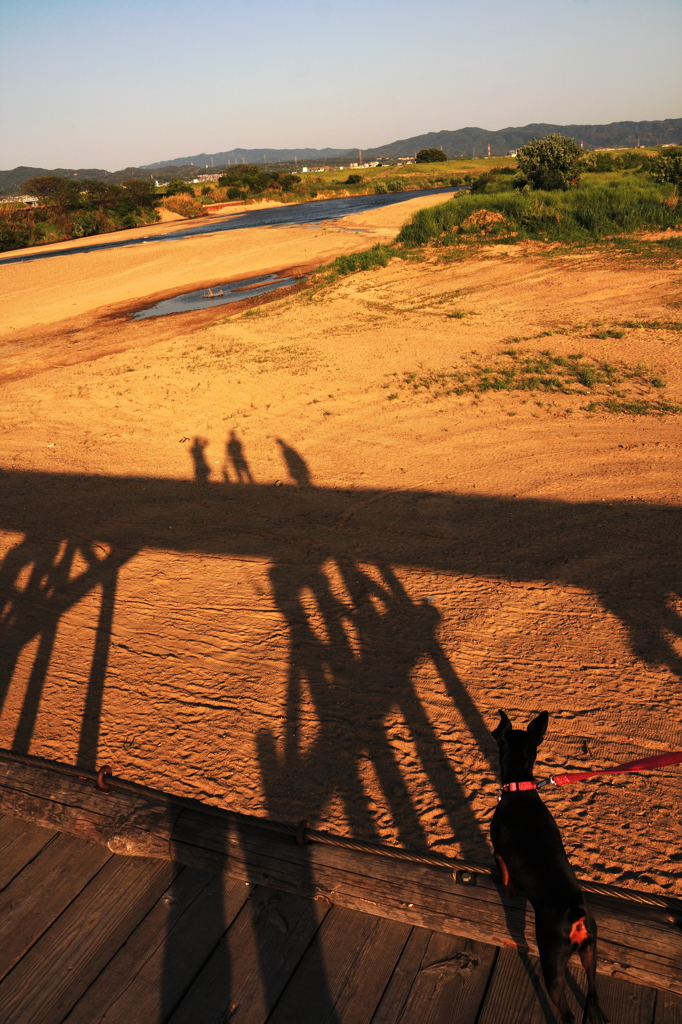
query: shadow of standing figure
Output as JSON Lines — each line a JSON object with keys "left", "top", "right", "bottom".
{"left": 189, "top": 437, "right": 211, "bottom": 486}
{"left": 226, "top": 430, "right": 255, "bottom": 484}
{"left": 276, "top": 438, "right": 312, "bottom": 487}
{"left": 257, "top": 558, "right": 494, "bottom": 861}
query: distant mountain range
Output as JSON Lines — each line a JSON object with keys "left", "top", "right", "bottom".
{"left": 2, "top": 118, "right": 680, "bottom": 194}
{"left": 363, "top": 118, "right": 682, "bottom": 159}
{"left": 142, "top": 118, "right": 682, "bottom": 167}
{"left": 141, "top": 147, "right": 350, "bottom": 169}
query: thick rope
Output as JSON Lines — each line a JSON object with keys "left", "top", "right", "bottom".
{"left": 1, "top": 748, "right": 679, "bottom": 912}
{"left": 260, "top": 819, "right": 681, "bottom": 910}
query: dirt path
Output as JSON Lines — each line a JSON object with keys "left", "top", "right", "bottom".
{"left": 1, "top": 216, "right": 681, "bottom": 895}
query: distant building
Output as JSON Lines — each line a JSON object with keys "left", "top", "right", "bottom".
{"left": 507, "top": 150, "right": 517, "bottom": 157}
{"left": 0, "top": 194, "right": 40, "bottom": 207}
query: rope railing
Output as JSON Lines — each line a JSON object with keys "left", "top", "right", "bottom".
{"left": 244, "top": 815, "right": 682, "bottom": 912}
{"left": 1, "top": 747, "right": 680, "bottom": 914}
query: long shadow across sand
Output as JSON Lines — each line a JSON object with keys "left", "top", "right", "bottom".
{"left": 0, "top": 445, "right": 680, "bottom": 1021}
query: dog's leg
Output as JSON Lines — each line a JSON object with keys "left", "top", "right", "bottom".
{"left": 537, "top": 932, "right": 575, "bottom": 1024}
{"left": 578, "top": 935, "right": 611, "bottom": 1024}
{"left": 495, "top": 853, "right": 515, "bottom": 897}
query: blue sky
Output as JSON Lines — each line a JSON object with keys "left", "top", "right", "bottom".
{"left": 0, "top": 0, "right": 680, "bottom": 170}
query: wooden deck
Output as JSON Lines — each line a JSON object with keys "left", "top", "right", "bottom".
{"left": 1, "top": 810, "right": 681, "bottom": 1024}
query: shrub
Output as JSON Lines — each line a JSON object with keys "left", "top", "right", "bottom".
{"left": 161, "top": 195, "right": 205, "bottom": 218}
{"left": 0, "top": 222, "right": 31, "bottom": 251}
{"left": 71, "top": 212, "right": 100, "bottom": 237}
{"left": 374, "top": 181, "right": 389, "bottom": 194}
{"left": 346, "top": 174, "right": 363, "bottom": 184}
{"left": 416, "top": 148, "right": 448, "bottom": 163}
{"left": 652, "top": 152, "right": 682, "bottom": 188}
{"left": 516, "top": 134, "right": 582, "bottom": 191}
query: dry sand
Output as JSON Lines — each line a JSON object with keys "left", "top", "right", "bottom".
{"left": 1, "top": 196, "right": 681, "bottom": 896}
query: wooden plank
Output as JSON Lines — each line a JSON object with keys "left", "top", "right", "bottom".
{"left": 170, "top": 813, "right": 682, "bottom": 995}
{"left": 371, "top": 930, "right": 498, "bottom": 1024}
{"left": 0, "top": 831, "right": 112, "bottom": 982}
{"left": 66, "top": 872, "right": 251, "bottom": 1024}
{"left": 268, "top": 905, "right": 411, "bottom": 1024}
{"left": 593, "top": 974, "right": 656, "bottom": 1024}
{"left": 0, "top": 813, "right": 57, "bottom": 890}
{"left": 655, "top": 991, "right": 682, "bottom": 1023}
{"left": 1, "top": 750, "right": 680, "bottom": 995}
{"left": 63, "top": 864, "right": 215, "bottom": 1024}
{"left": 169, "top": 886, "right": 330, "bottom": 1024}
{"left": 477, "top": 946, "right": 586, "bottom": 1024}
{"left": 369, "top": 927, "right": 433, "bottom": 1024}
{"left": 0, "top": 855, "right": 178, "bottom": 1024}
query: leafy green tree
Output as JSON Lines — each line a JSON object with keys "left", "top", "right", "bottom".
{"left": 345, "top": 173, "right": 363, "bottom": 184}
{"left": 118, "top": 179, "right": 158, "bottom": 211}
{"left": 165, "top": 177, "right": 195, "bottom": 196}
{"left": 651, "top": 150, "right": 682, "bottom": 188}
{"left": 217, "top": 166, "right": 300, "bottom": 196}
{"left": 21, "top": 175, "right": 81, "bottom": 208}
{"left": 515, "top": 134, "right": 582, "bottom": 190}
{"left": 416, "top": 148, "right": 448, "bottom": 163}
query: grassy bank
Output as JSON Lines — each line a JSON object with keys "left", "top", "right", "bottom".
{"left": 395, "top": 180, "right": 681, "bottom": 246}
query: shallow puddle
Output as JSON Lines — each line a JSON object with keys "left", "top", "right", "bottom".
{"left": 131, "top": 272, "right": 302, "bottom": 319}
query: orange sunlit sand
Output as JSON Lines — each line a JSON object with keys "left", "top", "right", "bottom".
{"left": 1, "top": 193, "right": 681, "bottom": 898}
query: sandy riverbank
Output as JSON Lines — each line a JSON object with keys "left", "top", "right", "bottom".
{"left": 1, "top": 198, "right": 681, "bottom": 895}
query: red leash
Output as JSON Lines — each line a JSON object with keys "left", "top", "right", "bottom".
{"left": 540, "top": 750, "right": 682, "bottom": 788}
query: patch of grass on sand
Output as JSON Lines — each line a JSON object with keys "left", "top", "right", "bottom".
{"left": 386, "top": 348, "right": 680, "bottom": 415}
{"left": 619, "top": 318, "right": 682, "bottom": 331}
{"left": 330, "top": 244, "right": 405, "bottom": 275}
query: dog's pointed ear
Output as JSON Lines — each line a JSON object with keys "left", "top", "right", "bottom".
{"left": 492, "top": 709, "right": 512, "bottom": 740}
{"left": 527, "top": 711, "right": 549, "bottom": 745}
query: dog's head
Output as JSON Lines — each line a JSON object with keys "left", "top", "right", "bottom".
{"left": 492, "top": 709, "right": 549, "bottom": 780}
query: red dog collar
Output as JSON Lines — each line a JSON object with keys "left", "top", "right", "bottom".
{"left": 500, "top": 781, "right": 537, "bottom": 793}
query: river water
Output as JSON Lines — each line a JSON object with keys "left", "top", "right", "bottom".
{"left": 0, "top": 187, "right": 464, "bottom": 266}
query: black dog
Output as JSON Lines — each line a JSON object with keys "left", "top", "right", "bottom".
{"left": 491, "top": 710, "right": 610, "bottom": 1024}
